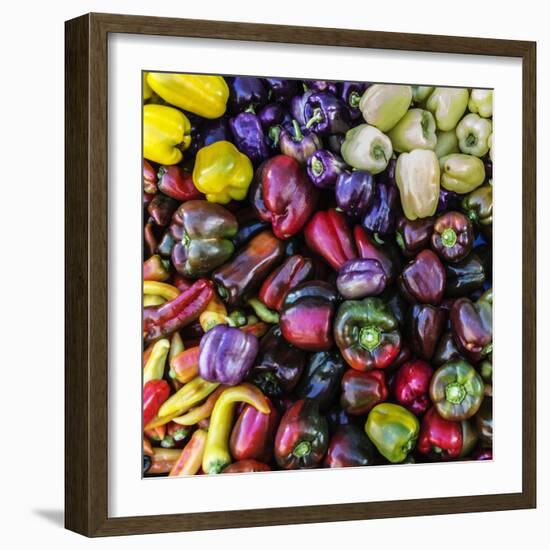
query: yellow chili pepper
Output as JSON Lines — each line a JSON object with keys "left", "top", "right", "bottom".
{"left": 143, "top": 338, "right": 170, "bottom": 385}
{"left": 202, "top": 384, "right": 270, "bottom": 474}
{"left": 169, "top": 332, "right": 184, "bottom": 364}
{"left": 143, "top": 104, "right": 191, "bottom": 165}
{"left": 143, "top": 281, "right": 180, "bottom": 301}
{"left": 148, "top": 448, "right": 182, "bottom": 475}
{"left": 143, "top": 294, "right": 165, "bottom": 307}
{"left": 193, "top": 141, "right": 254, "bottom": 204}
{"left": 147, "top": 73, "right": 229, "bottom": 119}
{"left": 157, "top": 376, "right": 220, "bottom": 419}
{"left": 172, "top": 386, "right": 226, "bottom": 426}
{"left": 169, "top": 429, "right": 208, "bottom": 476}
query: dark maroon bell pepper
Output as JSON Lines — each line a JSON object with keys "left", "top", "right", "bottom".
{"left": 304, "top": 92, "right": 351, "bottom": 136}
{"left": 279, "top": 120, "right": 321, "bottom": 165}
{"left": 362, "top": 182, "right": 401, "bottom": 237}
{"left": 143, "top": 160, "right": 157, "bottom": 195}
{"left": 229, "top": 112, "right": 270, "bottom": 165}
{"left": 393, "top": 360, "right": 434, "bottom": 416}
{"left": 417, "top": 406, "right": 478, "bottom": 460}
{"left": 265, "top": 78, "right": 301, "bottom": 103}
{"left": 147, "top": 193, "right": 179, "bottom": 227}
{"left": 198, "top": 324, "right": 259, "bottom": 385}
{"left": 274, "top": 399, "right": 329, "bottom": 469}
{"left": 304, "top": 209, "right": 357, "bottom": 270}
{"left": 280, "top": 281, "right": 340, "bottom": 351}
{"left": 395, "top": 216, "right": 435, "bottom": 258}
{"left": 340, "top": 369, "right": 388, "bottom": 415}
{"left": 437, "top": 188, "right": 461, "bottom": 213}
{"left": 431, "top": 211, "right": 474, "bottom": 263}
{"left": 258, "top": 255, "right": 314, "bottom": 312}
{"left": 399, "top": 249, "right": 446, "bottom": 305}
{"left": 290, "top": 90, "right": 314, "bottom": 125}
{"left": 407, "top": 304, "right": 446, "bottom": 360}
{"left": 336, "top": 258, "right": 387, "bottom": 299}
{"left": 335, "top": 170, "right": 375, "bottom": 219}
{"left": 307, "top": 149, "right": 348, "bottom": 189}
{"left": 433, "top": 330, "right": 463, "bottom": 366}
{"left": 252, "top": 155, "right": 318, "bottom": 239}
{"left": 354, "top": 225, "right": 396, "bottom": 283}
{"left": 229, "top": 396, "right": 279, "bottom": 462}
{"left": 228, "top": 76, "right": 269, "bottom": 111}
{"left": 247, "top": 326, "right": 307, "bottom": 397}
{"left": 157, "top": 165, "right": 204, "bottom": 201}
{"left": 324, "top": 424, "right": 375, "bottom": 468}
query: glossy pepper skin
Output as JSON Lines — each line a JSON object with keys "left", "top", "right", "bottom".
{"left": 431, "top": 211, "right": 474, "bottom": 263}
{"left": 274, "top": 399, "right": 329, "bottom": 469}
{"left": 304, "top": 209, "right": 357, "bottom": 270}
{"left": 462, "top": 184, "right": 492, "bottom": 239}
{"left": 143, "top": 104, "right": 192, "bottom": 165}
{"left": 247, "top": 325, "right": 307, "bottom": 397}
{"left": 339, "top": 81, "right": 368, "bottom": 120}
{"left": 258, "top": 255, "right": 313, "bottom": 312}
{"left": 307, "top": 149, "right": 348, "bottom": 189}
{"left": 340, "top": 369, "right": 388, "bottom": 415}
{"left": 169, "top": 200, "right": 238, "bottom": 277}
{"left": 143, "top": 279, "right": 214, "bottom": 343}
{"left": 230, "top": 217, "right": 270, "bottom": 249}
{"left": 279, "top": 120, "right": 321, "bottom": 165}
{"left": 430, "top": 359, "right": 485, "bottom": 421}
{"left": 147, "top": 73, "right": 229, "bottom": 119}
{"left": 212, "top": 230, "right": 285, "bottom": 306}
{"left": 280, "top": 281, "right": 340, "bottom": 351}
{"left": 252, "top": 155, "right": 318, "bottom": 239}
{"left": 324, "top": 424, "right": 375, "bottom": 468}
{"left": 354, "top": 226, "right": 396, "bottom": 283}
{"left": 362, "top": 181, "right": 401, "bottom": 236}
{"left": 425, "top": 87, "right": 469, "bottom": 131}
{"left": 450, "top": 289, "right": 492, "bottom": 362}
{"left": 157, "top": 165, "right": 203, "bottom": 201}
{"left": 143, "top": 160, "right": 157, "bottom": 195}
{"left": 334, "top": 297, "right": 402, "bottom": 371}
{"left": 229, "top": 113, "right": 270, "bottom": 165}
{"left": 341, "top": 124, "right": 393, "bottom": 174}
{"left": 439, "top": 154, "right": 486, "bottom": 194}
{"left": 304, "top": 92, "right": 351, "bottom": 136}
{"left": 408, "top": 304, "right": 446, "bottom": 360}
{"left": 229, "top": 396, "right": 279, "bottom": 462}
{"left": 265, "top": 78, "right": 300, "bottom": 103}
{"left": 475, "top": 397, "right": 493, "bottom": 448}
{"left": 395, "top": 216, "right": 434, "bottom": 258}
{"left": 399, "top": 249, "right": 446, "bottom": 305}
{"left": 147, "top": 193, "right": 179, "bottom": 227}
{"left": 193, "top": 117, "right": 232, "bottom": 154}
{"left": 294, "top": 351, "right": 347, "bottom": 410}
{"left": 336, "top": 258, "right": 387, "bottom": 299}
{"left": 456, "top": 113, "right": 492, "bottom": 157}
{"left": 144, "top": 254, "right": 170, "bottom": 282}
{"left": 433, "top": 331, "right": 463, "bottom": 367}
{"left": 365, "top": 403, "right": 420, "bottom": 463}
{"left": 228, "top": 76, "right": 268, "bottom": 111}
{"left": 393, "top": 360, "right": 434, "bottom": 416}
{"left": 444, "top": 252, "right": 486, "bottom": 297}
{"left": 417, "top": 406, "right": 478, "bottom": 460}
{"left": 388, "top": 108, "right": 437, "bottom": 152}
{"left": 359, "top": 84, "right": 412, "bottom": 132}
{"left": 199, "top": 325, "right": 259, "bottom": 386}
{"left": 335, "top": 170, "right": 375, "bottom": 219}
{"left": 193, "top": 141, "right": 254, "bottom": 204}
{"left": 143, "top": 380, "right": 171, "bottom": 426}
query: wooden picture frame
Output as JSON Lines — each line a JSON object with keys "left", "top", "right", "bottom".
{"left": 65, "top": 12, "right": 536, "bottom": 537}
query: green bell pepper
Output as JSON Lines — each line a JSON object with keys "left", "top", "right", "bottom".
{"left": 468, "top": 89, "right": 493, "bottom": 118}
{"left": 434, "top": 130, "right": 460, "bottom": 158}
{"left": 426, "top": 87, "right": 469, "bottom": 131}
{"left": 333, "top": 297, "right": 401, "bottom": 371}
{"left": 341, "top": 124, "right": 393, "bottom": 174}
{"left": 365, "top": 403, "right": 419, "bottom": 463}
{"left": 429, "top": 359, "right": 485, "bottom": 421}
{"left": 412, "top": 86, "right": 434, "bottom": 104}
{"left": 388, "top": 109, "right": 437, "bottom": 152}
{"left": 439, "top": 154, "right": 486, "bottom": 194}
{"left": 456, "top": 114, "right": 493, "bottom": 157}
{"left": 359, "top": 84, "right": 412, "bottom": 132}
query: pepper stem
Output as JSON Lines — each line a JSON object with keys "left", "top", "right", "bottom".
{"left": 466, "top": 210, "right": 478, "bottom": 224}
{"left": 445, "top": 382, "right": 467, "bottom": 405}
{"left": 465, "top": 132, "right": 477, "bottom": 147}
{"left": 372, "top": 143, "right": 387, "bottom": 163}
{"left": 216, "top": 284, "right": 228, "bottom": 300}
{"left": 268, "top": 125, "right": 282, "bottom": 147}
{"left": 482, "top": 343, "right": 493, "bottom": 356}
{"left": 292, "top": 119, "right": 303, "bottom": 141}
{"left": 395, "top": 231, "right": 405, "bottom": 251}
{"left": 440, "top": 227, "right": 457, "bottom": 248}
{"left": 244, "top": 104, "right": 256, "bottom": 114}
{"left": 310, "top": 155, "right": 324, "bottom": 177}
{"left": 305, "top": 108, "right": 323, "bottom": 129}
{"left": 293, "top": 441, "right": 312, "bottom": 458}
{"left": 359, "top": 326, "right": 381, "bottom": 352}
{"left": 349, "top": 91, "right": 361, "bottom": 108}
{"left": 181, "top": 231, "right": 191, "bottom": 248}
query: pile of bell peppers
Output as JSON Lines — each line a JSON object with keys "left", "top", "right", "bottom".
{"left": 142, "top": 73, "right": 493, "bottom": 476}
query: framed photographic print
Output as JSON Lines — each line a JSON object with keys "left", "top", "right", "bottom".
{"left": 65, "top": 12, "right": 536, "bottom": 537}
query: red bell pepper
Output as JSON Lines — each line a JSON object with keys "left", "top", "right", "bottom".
{"left": 304, "top": 209, "right": 357, "bottom": 270}
{"left": 340, "top": 369, "right": 388, "bottom": 415}
{"left": 143, "top": 379, "right": 170, "bottom": 426}
{"left": 354, "top": 225, "right": 396, "bottom": 282}
{"left": 143, "top": 160, "right": 158, "bottom": 195}
{"left": 157, "top": 164, "right": 204, "bottom": 201}
{"left": 393, "top": 360, "right": 434, "bottom": 416}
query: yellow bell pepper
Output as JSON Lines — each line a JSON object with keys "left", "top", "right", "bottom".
{"left": 143, "top": 104, "right": 191, "bottom": 165}
{"left": 193, "top": 141, "right": 254, "bottom": 204}
{"left": 143, "top": 72, "right": 152, "bottom": 101}
{"left": 146, "top": 73, "right": 229, "bottom": 119}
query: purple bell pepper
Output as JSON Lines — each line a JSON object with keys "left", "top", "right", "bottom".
{"left": 339, "top": 81, "right": 369, "bottom": 120}
{"left": 336, "top": 258, "right": 387, "bottom": 299}
{"left": 376, "top": 158, "right": 397, "bottom": 186}
{"left": 229, "top": 112, "right": 270, "bottom": 165}
{"left": 279, "top": 120, "right": 321, "bottom": 165}
{"left": 290, "top": 90, "right": 314, "bottom": 125}
{"left": 258, "top": 103, "right": 291, "bottom": 130}
{"left": 326, "top": 134, "right": 345, "bottom": 155}
{"left": 198, "top": 324, "right": 259, "bottom": 385}
{"left": 437, "top": 188, "right": 462, "bottom": 214}
{"left": 304, "top": 92, "right": 351, "bottom": 136}
{"left": 362, "top": 181, "right": 401, "bottom": 236}
{"left": 304, "top": 80, "right": 339, "bottom": 95}
{"left": 265, "top": 78, "right": 301, "bottom": 103}
{"left": 228, "top": 76, "right": 269, "bottom": 111}
{"left": 335, "top": 170, "right": 375, "bottom": 219}
{"left": 306, "top": 149, "right": 348, "bottom": 189}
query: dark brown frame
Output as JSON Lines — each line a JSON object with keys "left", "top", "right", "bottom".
{"left": 65, "top": 12, "right": 537, "bottom": 537}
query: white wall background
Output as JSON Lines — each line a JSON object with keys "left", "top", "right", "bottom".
{"left": 0, "top": 0, "right": 545, "bottom": 547}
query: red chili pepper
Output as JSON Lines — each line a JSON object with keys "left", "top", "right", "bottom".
{"left": 143, "top": 279, "right": 214, "bottom": 343}
{"left": 304, "top": 209, "right": 357, "bottom": 270}
{"left": 258, "top": 255, "right": 314, "bottom": 312}
{"left": 143, "top": 380, "right": 171, "bottom": 426}
{"left": 157, "top": 165, "right": 204, "bottom": 201}
{"left": 170, "top": 346, "right": 200, "bottom": 383}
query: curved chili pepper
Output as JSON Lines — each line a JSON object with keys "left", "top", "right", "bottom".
{"left": 169, "top": 428, "right": 207, "bottom": 476}
{"left": 143, "top": 380, "right": 171, "bottom": 426}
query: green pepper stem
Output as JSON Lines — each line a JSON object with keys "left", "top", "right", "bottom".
{"left": 181, "top": 231, "right": 191, "bottom": 248}
{"left": 482, "top": 343, "right": 493, "bottom": 357}
{"left": 440, "top": 227, "right": 457, "bottom": 248}
{"left": 293, "top": 441, "right": 312, "bottom": 458}
{"left": 305, "top": 108, "right": 323, "bottom": 129}
{"left": 465, "top": 132, "right": 477, "bottom": 147}
{"left": 268, "top": 125, "right": 281, "bottom": 147}
{"left": 244, "top": 104, "right": 256, "bottom": 114}
{"left": 310, "top": 155, "right": 324, "bottom": 177}
{"left": 292, "top": 119, "right": 303, "bottom": 141}
{"left": 359, "top": 326, "right": 381, "bottom": 352}
{"left": 372, "top": 143, "right": 387, "bottom": 163}
{"left": 216, "top": 285, "right": 228, "bottom": 300}
{"left": 395, "top": 232, "right": 405, "bottom": 251}
{"left": 445, "top": 382, "right": 467, "bottom": 405}
{"left": 349, "top": 91, "right": 361, "bottom": 108}
{"left": 247, "top": 298, "right": 280, "bottom": 324}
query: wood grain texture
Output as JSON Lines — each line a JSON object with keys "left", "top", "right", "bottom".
{"left": 65, "top": 12, "right": 537, "bottom": 537}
